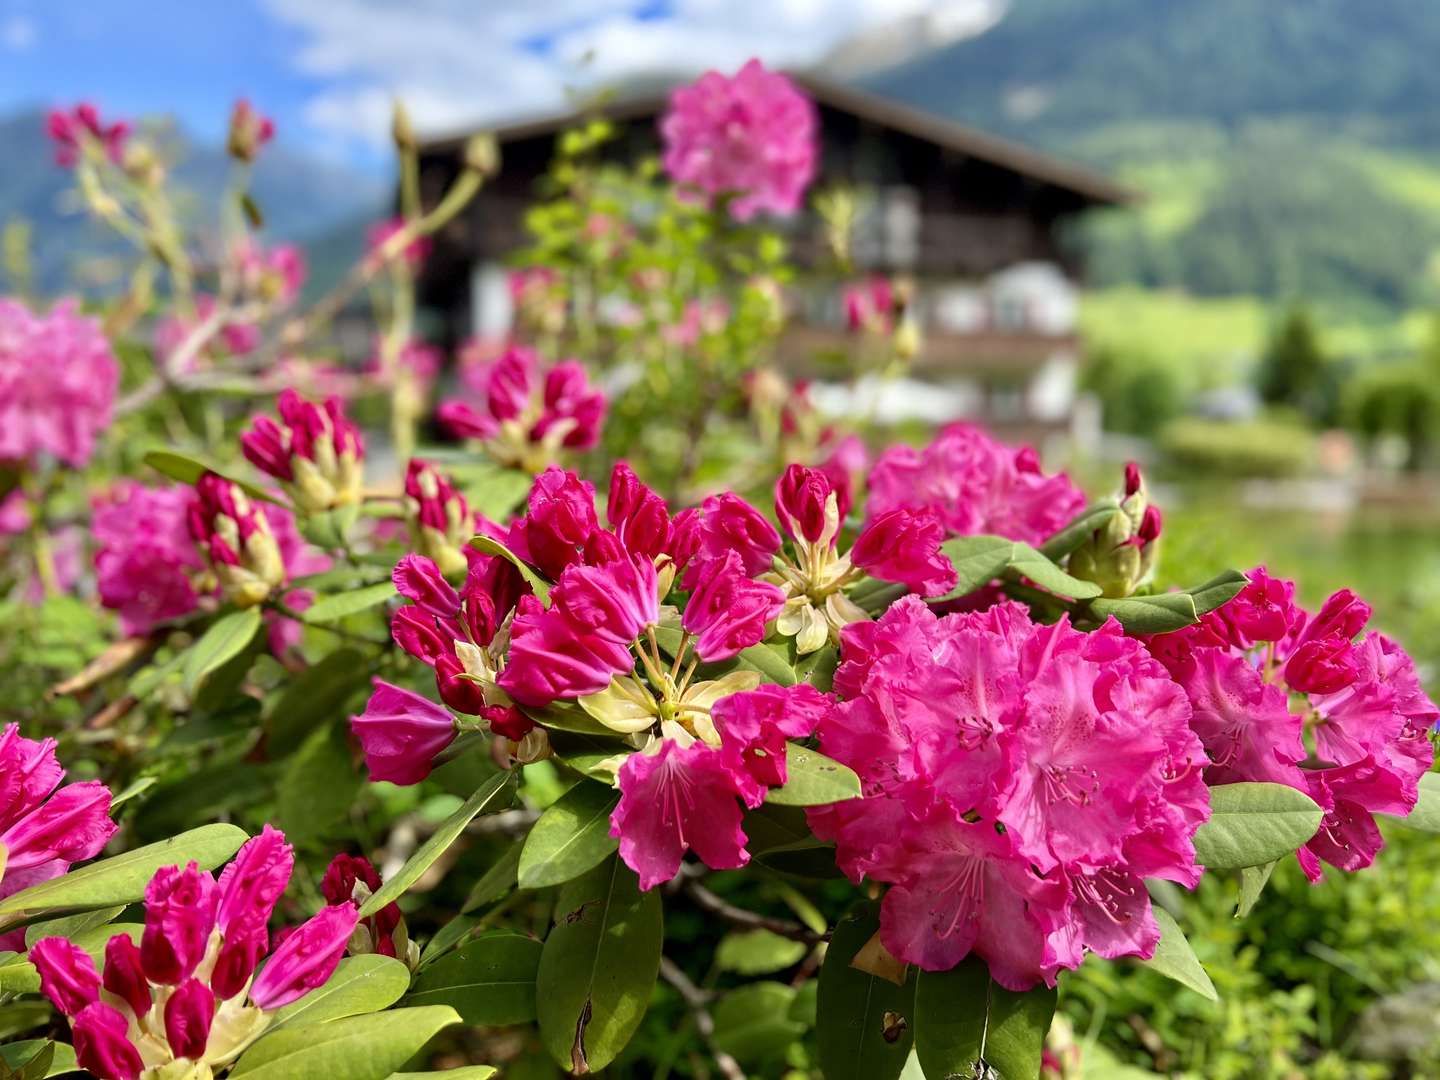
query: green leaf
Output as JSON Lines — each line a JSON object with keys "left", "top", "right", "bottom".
{"left": 302, "top": 582, "right": 395, "bottom": 624}
{"left": 1, "top": 924, "right": 142, "bottom": 995}
{"left": 230, "top": 1006, "right": 461, "bottom": 1079}
{"left": 1088, "top": 591, "right": 1199, "bottom": 635}
{"left": 1188, "top": 569, "right": 1250, "bottom": 616}
{"left": 183, "top": 608, "right": 263, "bottom": 695}
{"left": 766, "top": 746, "right": 862, "bottom": 807}
{"left": 535, "top": 856, "right": 663, "bottom": 1073}
{"left": 1384, "top": 770, "right": 1440, "bottom": 832}
{"left": 0, "top": 824, "right": 247, "bottom": 926}
{"left": 387, "top": 1070, "right": 497, "bottom": 1080}
{"left": 735, "top": 641, "right": 797, "bottom": 686}
{"left": 462, "top": 466, "right": 534, "bottom": 521}
{"left": 468, "top": 535, "right": 550, "bottom": 603}
{"left": 938, "top": 535, "right": 1018, "bottom": 598}
{"left": 1006, "top": 542, "right": 1104, "bottom": 600}
{"left": 795, "top": 644, "right": 839, "bottom": 692}
{"left": 518, "top": 780, "right": 620, "bottom": 889}
{"left": 0, "top": 1040, "right": 76, "bottom": 1079}
{"left": 1135, "top": 908, "right": 1217, "bottom": 1001}
{"left": 712, "top": 982, "right": 806, "bottom": 1064}
{"left": 360, "top": 772, "right": 516, "bottom": 917}
{"left": 418, "top": 915, "right": 477, "bottom": 968}
{"left": 461, "top": 842, "right": 522, "bottom": 914}
{"left": 274, "top": 722, "right": 364, "bottom": 841}
{"left": 405, "top": 930, "right": 542, "bottom": 1024}
{"left": 299, "top": 504, "right": 360, "bottom": 551}
{"left": 1038, "top": 500, "right": 1122, "bottom": 559}
{"left": 265, "top": 646, "right": 371, "bottom": 757}
{"left": 549, "top": 729, "right": 630, "bottom": 780}
{"left": 1193, "top": 782, "right": 1323, "bottom": 869}
{"left": 530, "top": 701, "right": 618, "bottom": 737}
{"left": 270, "top": 955, "right": 412, "bottom": 1031}
{"left": 715, "top": 929, "right": 808, "bottom": 975}
{"left": 1236, "top": 860, "right": 1278, "bottom": 917}
{"left": 914, "top": 958, "right": 1056, "bottom": 1080}
{"left": 816, "top": 904, "right": 915, "bottom": 1080}
{"left": 143, "top": 449, "right": 282, "bottom": 504}
{"left": 24, "top": 906, "right": 125, "bottom": 949}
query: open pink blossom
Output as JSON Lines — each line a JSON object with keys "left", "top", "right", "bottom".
{"left": 867, "top": 423, "right": 1085, "bottom": 545}
{"left": 660, "top": 59, "right": 817, "bottom": 221}
{"left": 0, "top": 298, "right": 118, "bottom": 467}
{"left": 93, "top": 483, "right": 205, "bottom": 635}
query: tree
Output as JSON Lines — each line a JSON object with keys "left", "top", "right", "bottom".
{"left": 1256, "top": 305, "right": 1335, "bottom": 425}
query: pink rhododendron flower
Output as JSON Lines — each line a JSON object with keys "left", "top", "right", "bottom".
{"left": 93, "top": 482, "right": 204, "bottom": 635}
{"left": 242, "top": 389, "right": 365, "bottom": 512}
{"left": 0, "top": 725, "right": 116, "bottom": 950}
{"left": 351, "top": 678, "right": 459, "bottom": 785}
{"left": 367, "top": 217, "right": 431, "bottom": 269}
{"left": 850, "top": 507, "right": 957, "bottom": 598}
{"left": 683, "top": 491, "right": 781, "bottom": 585}
{"left": 867, "top": 423, "right": 1085, "bottom": 546}
{"left": 227, "top": 98, "right": 275, "bottom": 162}
{"left": 660, "top": 59, "right": 818, "bottom": 221}
{"left": 1148, "top": 567, "right": 1437, "bottom": 881}
{"left": 321, "top": 852, "right": 405, "bottom": 959}
{"left": 843, "top": 277, "right": 895, "bottom": 334}
{"left": 235, "top": 240, "right": 306, "bottom": 305}
{"left": 152, "top": 294, "right": 260, "bottom": 366}
{"left": 683, "top": 550, "right": 785, "bottom": 662}
{"left": 507, "top": 466, "right": 601, "bottom": 581}
{"left": 807, "top": 597, "right": 1208, "bottom": 989}
{"left": 404, "top": 459, "right": 475, "bottom": 578}
{"left": 32, "top": 825, "right": 355, "bottom": 1078}
{"left": 47, "top": 103, "right": 129, "bottom": 167}
{"left": 0, "top": 298, "right": 118, "bottom": 467}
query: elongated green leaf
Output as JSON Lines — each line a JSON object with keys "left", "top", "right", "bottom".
{"left": 144, "top": 450, "right": 281, "bottom": 505}
{"left": 817, "top": 904, "right": 915, "bottom": 1080}
{"left": 766, "top": 746, "right": 862, "bottom": 807}
{"left": 360, "top": 772, "right": 516, "bottom": 917}
{"left": 530, "top": 701, "right": 618, "bottom": 737}
{"left": 1088, "top": 591, "right": 1199, "bottom": 634}
{"left": 0, "top": 1040, "right": 77, "bottom": 1078}
{"left": 796, "top": 644, "right": 839, "bottom": 692}
{"left": 388, "top": 1070, "right": 497, "bottom": 1080}
{"left": 24, "top": 905, "right": 125, "bottom": 948}
{"left": 0, "top": 824, "right": 247, "bottom": 924}
{"left": 914, "top": 958, "right": 1056, "bottom": 1080}
{"left": 712, "top": 982, "right": 806, "bottom": 1064}
{"left": 270, "top": 955, "right": 411, "bottom": 1031}
{"left": 1038, "top": 500, "right": 1122, "bottom": 560}
{"left": 1188, "top": 569, "right": 1249, "bottom": 616}
{"left": 302, "top": 582, "right": 395, "bottom": 624}
{"left": 469, "top": 535, "right": 550, "bottom": 603}
{"left": 1007, "top": 542, "right": 1103, "bottom": 600}
{"left": 518, "top": 781, "right": 620, "bottom": 889}
{"left": 265, "top": 646, "right": 371, "bottom": 757}
{"left": 938, "top": 535, "right": 1018, "bottom": 599}
{"left": 406, "top": 930, "right": 542, "bottom": 1024}
{"left": 1135, "top": 908, "right": 1217, "bottom": 1001}
{"left": 535, "top": 856, "right": 663, "bottom": 1073}
{"left": 1193, "top": 782, "right": 1323, "bottom": 869}
{"left": 274, "top": 722, "right": 364, "bottom": 841}
{"left": 549, "top": 729, "right": 630, "bottom": 780}
{"left": 1384, "top": 770, "right": 1440, "bottom": 832}
{"left": 735, "top": 641, "right": 797, "bottom": 686}
{"left": 716, "top": 929, "right": 808, "bottom": 975}
{"left": 298, "top": 504, "right": 360, "bottom": 552}
{"left": 1236, "top": 860, "right": 1278, "bottom": 917}
{"left": 183, "top": 608, "right": 263, "bottom": 694}
{"left": 461, "top": 842, "right": 522, "bottom": 914}
{"left": 418, "top": 915, "right": 476, "bottom": 968}
{"left": 230, "top": 1006, "right": 461, "bottom": 1079}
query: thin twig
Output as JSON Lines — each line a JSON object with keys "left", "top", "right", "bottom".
{"left": 683, "top": 881, "right": 827, "bottom": 945}
{"left": 659, "top": 957, "right": 747, "bottom": 1080}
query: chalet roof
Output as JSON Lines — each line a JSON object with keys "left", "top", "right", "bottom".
{"left": 418, "top": 70, "right": 1134, "bottom": 207}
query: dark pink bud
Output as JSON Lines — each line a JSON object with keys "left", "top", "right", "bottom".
{"left": 486, "top": 346, "right": 535, "bottom": 422}
{"left": 102, "top": 936, "right": 152, "bottom": 1019}
{"left": 216, "top": 825, "right": 294, "bottom": 936}
{"left": 240, "top": 416, "right": 294, "bottom": 482}
{"left": 1303, "top": 589, "right": 1373, "bottom": 645}
{"left": 483, "top": 703, "right": 535, "bottom": 741}
{"left": 211, "top": 918, "right": 269, "bottom": 1001}
{"left": 73, "top": 1002, "right": 143, "bottom": 1080}
{"left": 164, "top": 977, "right": 215, "bottom": 1060}
{"left": 1124, "top": 461, "right": 1143, "bottom": 497}
{"left": 1137, "top": 505, "right": 1162, "bottom": 545}
{"left": 538, "top": 361, "right": 607, "bottom": 450}
{"left": 775, "top": 464, "right": 843, "bottom": 545}
{"left": 320, "top": 853, "right": 381, "bottom": 905}
{"left": 29, "top": 937, "right": 100, "bottom": 1017}
{"left": 683, "top": 551, "right": 785, "bottom": 662}
{"left": 437, "top": 399, "right": 495, "bottom": 440}
{"left": 404, "top": 460, "right": 470, "bottom": 534}
{"left": 351, "top": 679, "right": 457, "bottom": 786}
{"left": 249, "top": 903, "right": 359, "bottom": 1010}
{"left": 668, "top": 507, "right": 702, "bottom": 574}
{"left": 434, "top": 652, "right": 489, "bottom": 716}
{"left": 583, "top": 528, "right": 627, "bottom": 565}
{"left": 1222, "top": 566, "right": 1300, "bottom": 646}
{"left": 519, "top": 467, "right": 599, "bottom": 580}
{"left": 850, "top": 508, "right": 957, "bottom": 598}
{"left": 685, "top": 493, "right": 781, "bottom": 587}
{"left": 1285, "top": 637, "right": 1360, "bottom": 695}
{"left": 393, "top": 554, "right": 461, "bottom": 618}
{"left": 389, "top": 606, "right": 452, "bottom": 665}
{"left": 608, "top": 462, "right": 671, "bottom": 561}
{"left": 227, "top": 98, "right": 275, "bottom": 162}
{"left": 140, "top": 862, "right": 218, "bottom": 985}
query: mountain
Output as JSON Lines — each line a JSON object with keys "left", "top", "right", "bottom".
{"left": 860, "top": 0, "right": 1440, "bottom": 313}
{"left": 0, "top": 107, "right": 386, "bottom": 293}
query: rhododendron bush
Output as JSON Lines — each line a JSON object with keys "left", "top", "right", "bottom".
{"left": 1, "top": 63, "right": 1437, "bottom": 1080}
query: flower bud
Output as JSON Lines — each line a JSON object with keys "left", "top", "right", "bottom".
{"left": 0, "top": 779, "right": 115, "bottom": 871}
{"left": 227, "top": 99, "right": 275, "bottom": 163}
{"left": 164, "top": 977, "right": 216, "bottom": 1060}
{"left": 1285, "top": 636, "right": 1360, "bottom": 695}
{"left": 516, "top": 467, "right": 599, "bottom": 580}
{"left": 216, "top": 824, "right": 294, "bottom": 934}
{"left": 242, "top": 391, "right": 364, "bottom": 513}
{"left": 391, "top": 100, "right": 416, "bottom": 152}
{"left": 248, "top": 903, "right": 359, "bottom": 1011}
{"left": 29, "top": 937, "right": 101, "bottom": 1017}
{"left": 775, "top": 464, "right": 847, "bottom": 548}
{"left": 683, "top": 551, "right": 785, "bottom": 662}
{"left": 464, "top": 133, "right": 500, "bottom": 177}
{"left": 73, "top": 1002, "right": 144, "bottom": 1080}
{"left": 404, "top": 460, "right": 474, "bottom": 579}
{"left": 851, "top": 507, "right": 957, "bottom": 598}
{"left": 392, "top": 553, "right": 461, "bottom": 619}
{"left": 684, "top": 494, "right": 780, "bottom": 586}
{"left": 103, "top": 936, "right": 152, "bottom": 1019}
{"left": 350, "top": 678, "right": 458, "bottom": 786}
{"left": 608, "top": 462, "right": 671, "bottom": 561}
{"left": 187, "top": 473, "right": 286, "bottom": 606}
{"left": 140, "top": 862, "right": 218, "bottom": 985}
{"left": 1068, "top": 464, "right": 1162, "bottom": 598}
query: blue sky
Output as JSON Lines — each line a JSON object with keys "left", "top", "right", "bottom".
{"left": 0, "top": 0, "right": 995, "bottom": 174}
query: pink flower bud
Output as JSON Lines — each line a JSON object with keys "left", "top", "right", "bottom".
{"left": 321, "top": 854, "right": 402, "bottom": 958}
{"left": 1223, "top": 566, "right": 1301, "bottom": 646}
{"left": 0, "top": 779, "right": 115, "bottom": 871}
{"left": 608, "top": 462, "right": 671, "bottom": 561}
{"left": 485, "top": 346, "right": 534, "bottom": 421}
{"left": 350, "top": 679, "right": 458, "bottom": 786}
{"left": 164, "top": 977, "right": 215, "bottom": 1060}
{"left": 390, "top": 606, "right": 452, "bottom": 665}
{"left": 227, "top": 98, "right": 275, "bottom": 162}
{"left": 211, "top": 918, "right": 269, "bottom": 1001}
{"left": 392, "top": 554, "right": 461, "bottom": 619}
{"left": 216, "top": 825, "right": 294, "bottom": 936}
{"left": 249, "top": 903, "right": 359, "bottom": 1010}
{"left": 29, "top": 937, "right": 100, "bottom": 1017}
{"left": 1285, "top": 636, "right": 1360, "bottom": 695}
{"left": 684, "top": 493, "right": 781, "bottom": 587}
{"left": 405, "top": 460, "right": 474, "bottom": 577}
{"left": 1300, "top": 589, "right": 1373, "bottom": 646}
{"left": 188, "top": 473, "right": 286, "bottom": 605}
{"left": 499, "top": 580, "right": 643, "bottom": 708}
{"left": 539, "top": 361, "right": 606, "bottom": 451}
{"left": 47, "top": 103, "right": 129, "bottom": 168}
{"left": 240, "top": 417, "right": 293, "bottom": 481}
{"left": 1124, "top": 461, "right": 1143, "bottom": 497}
{"left": 73, "top": 1002, "right": 144, "bottom": 1080}
{"left": 1137, "top": 505, "right": 1162, "bottom": 545}
{"left": 683, "top": 551, "right": 785, "bottom": 662}
{"left": 483, "top": 704, "right": 535, "bottom": 741}
{"left": 434, "top": 652, "right": 489, "bottom": 715}
{"left": 516, "top": 467, "right": 599, "bottom": 580}
{"left": 103, "top": 936, "right": 151, "bottom": 1019}
{"left": 775, "top": 464, "right": 844, "bottom": 545}
{"left": 851, "top": 507, "right": 957, "bottom": 598}
{"left": 140, "top": 863, "right": 218, "bottom": 985}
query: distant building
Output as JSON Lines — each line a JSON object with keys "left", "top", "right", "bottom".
{"left": 413, "top": 72, "right": 1132, "bottom": 441}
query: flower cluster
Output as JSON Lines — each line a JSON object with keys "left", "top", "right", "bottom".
{"left": 807, "top": 598, "right": 1209, "bottom": 990}
{"left": 93, "top": 483, "right": 205, "bottom": 636}
{"left": 187, "top": 474, "right": 288, "bottom": 608}
{"left": 1068, "top": 462, "right": 1163, "bottom": 598}
{"left": 234, "top": 240, "right": 306, "bottom": 307}
{"left": 47, "top": 103, "right": 129, "bottom": 167}
{"left": 438, "top": 344, "right": 606, "bottom": 472}
{"left": 659, "top": 59, "right": 818, "bottom": 221}
{"left": 241, "top": 389, "right": 365, "bottom": 513}
{"left": 226, "top": 99, "right": 275, "bottom": 163}
{"left": 403, "top": 460, "right": 475, "bottom": 578}
{"left": 868, "top": 423, "right": 1086, "bottom": 545}
{"left": 0, "top": 725, "right": 116, "bottom": 950}
{"left": 320, "top": 852, "right": 412, "bottom": 964}
{"left": 1148, "top": 568, "right": 1437, "bottom": 880}
{"left": 0, "top": 298, "right": 119, "bottom": 468}
{"left": 29, "top": 826, "right": 356, "bottom": 1080}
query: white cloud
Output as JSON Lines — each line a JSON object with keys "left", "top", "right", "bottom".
{"left": 0, "top": 14, "right": 37, "bottom": 52}
{"left": 261, "top": 0, "right": 997, "bottom": 151}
